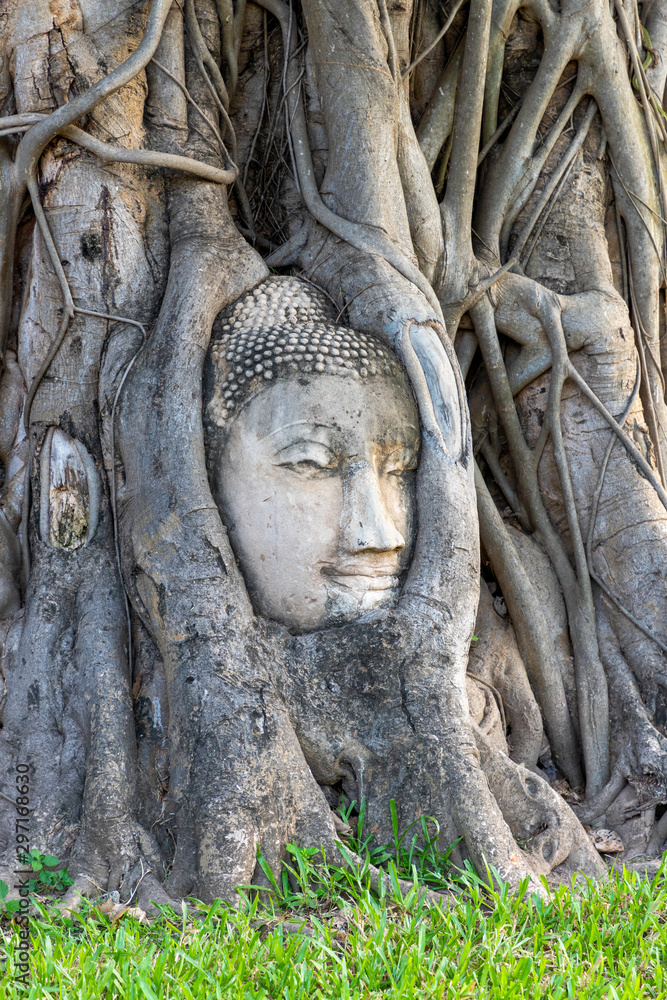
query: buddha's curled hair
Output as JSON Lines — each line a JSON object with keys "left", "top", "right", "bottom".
{"left": 203, "top": 276, "right": 407, "bottom": 466}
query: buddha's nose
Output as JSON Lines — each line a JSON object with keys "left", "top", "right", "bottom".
{"left": 340, "top": 462, "right": 405, "bottom": 554}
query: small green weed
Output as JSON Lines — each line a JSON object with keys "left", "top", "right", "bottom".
{"left": 16, "top": 850, "right": 74, "bottom": 895}
{"left": 0, "top": 879, "right": 20, "bottom": 916}
{"left": 0, "top": 850, "right": 74, "bottom": 918}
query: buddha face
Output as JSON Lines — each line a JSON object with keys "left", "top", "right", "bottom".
{"left": 213, "top": 373, "right": 419, "bottom": 632}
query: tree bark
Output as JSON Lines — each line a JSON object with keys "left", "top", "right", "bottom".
{"left": 3, "top": 0, "right": 667, "bottom": 906}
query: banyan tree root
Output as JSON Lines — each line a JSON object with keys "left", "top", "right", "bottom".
{"left": 453, "top": 0, "right": 667, "bottom": 847}
{"left": 0, "top": 158, "right": 170, "bottom": 906}
{"left": 0, "top": 0, "right": 200, "bottom": 896}
{"left": 286, "top": 601, "right": 602, "bottom": 891}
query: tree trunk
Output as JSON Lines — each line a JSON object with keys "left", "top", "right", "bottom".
{"left": 2, "top": 0, "right": 667, "bottom": 907}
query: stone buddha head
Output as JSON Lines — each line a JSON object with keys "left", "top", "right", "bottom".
{"left": 204, "top": 277, "right": 419, "bottom": 633}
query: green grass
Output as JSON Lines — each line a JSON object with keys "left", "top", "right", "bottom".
{"left": 1, "top": 848, "right": 666, "bottom": 999}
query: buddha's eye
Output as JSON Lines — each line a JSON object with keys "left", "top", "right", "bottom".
{"left": 275, "top": 441, "right": 337, "bottom": 475}
{"left": 286, "top": 458, "right": 336, "bottom": 476}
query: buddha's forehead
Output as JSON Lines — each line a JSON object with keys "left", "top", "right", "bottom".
{"left": 238, "top": 374, "right": 420, "bottom": 448}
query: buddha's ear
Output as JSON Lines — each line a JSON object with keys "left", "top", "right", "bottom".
{"left": 396, "top": 320, "right": 470, "bottom": 465}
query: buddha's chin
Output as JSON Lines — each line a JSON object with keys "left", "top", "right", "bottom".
{"left": 322, "top": 576, "right": 400, "bottom": 626}
{"left": 253, "top": 573, "right": 402, "bottom": 633}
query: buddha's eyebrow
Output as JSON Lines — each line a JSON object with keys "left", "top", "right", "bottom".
{"left": 259, "top": 421, "right": 331, "bottom": 443}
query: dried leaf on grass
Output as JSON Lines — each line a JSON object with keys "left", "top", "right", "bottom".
{"left": 98, "top": 898, "right": 148, "bottom": 924}
{"left": 588, "top": 828, "right": 624, "bottom": 854}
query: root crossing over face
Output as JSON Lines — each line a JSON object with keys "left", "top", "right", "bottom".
{"left": 213, "top": 374, "right": 419, "bottom": 632}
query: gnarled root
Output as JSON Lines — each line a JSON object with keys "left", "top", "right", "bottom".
{"left": 59, "top": 820, "right": 164, "bottom": 911}
{"left": 468, "top": 581, "right": 543, "bottom": 768}
{"left": 595, "top": 603, "right": 667, "bottom": 858}
{"left": 474, "top": 726, "right": 605, "bottom": 881}
{"left": 167, "top": 682, "right": 339, "bottom": 904}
